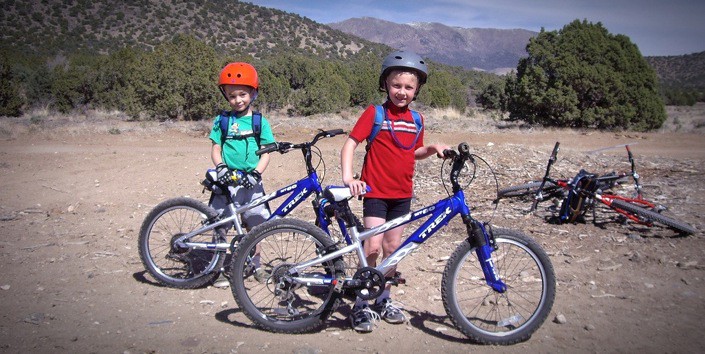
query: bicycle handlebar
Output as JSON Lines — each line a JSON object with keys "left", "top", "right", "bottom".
{"left": 255, "top": 129, "right": 346, "bottom": 156}
{"left": 531, "top": 142, "right": 561, "bottom": 212}
{"left": 443, "top": 142, "right": 471, "bottom": 158}
{"left": 624, "top": 144, "right": 643, "bottom": 198}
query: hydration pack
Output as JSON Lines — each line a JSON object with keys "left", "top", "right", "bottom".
{"left": 366, "top": 105, "right": 423, "bottom": 149}
{"left": 219, "top": 110, "right": 262, "bottom": 147}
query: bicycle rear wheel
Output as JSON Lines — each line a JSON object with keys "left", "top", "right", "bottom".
{"left": 138, "top": 197, "right": 225, "bottom": 288}
{"left": 497, "top": 181, "right": 559, "bottom": 200}
{"left": 611, "top": 199, "right": 697, "bottom": 235}
{"left": 442, "top": 228, "right": 556, "bottom": 345}
{"left": 229, "top": 219, "right": 345, "bottom": 333}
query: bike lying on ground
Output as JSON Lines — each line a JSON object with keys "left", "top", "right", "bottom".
{"left": 228, "top": 142, "right": 556, "bottom": 345}
{"left": 497, "top": 142, "right": 696, "bottom": 235}
{"left": 138, "top": 129, "right": 350, "bottom": 289}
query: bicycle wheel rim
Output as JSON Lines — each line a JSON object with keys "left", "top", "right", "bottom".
{"left": 232, "top": 223, "right": 339, "bottom": 330}
{"left": 142, "top": 205, "right": 222, "bottom": 284}
{"left": 450, "top": 238, "right": 551, "bottom": 338}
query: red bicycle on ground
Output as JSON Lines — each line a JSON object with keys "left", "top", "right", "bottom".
{"left": 497, "top": 142, "right": 697, "bottom": 235}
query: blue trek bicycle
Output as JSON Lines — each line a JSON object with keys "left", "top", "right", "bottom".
{"left": 228, "top": 142, "right": 556, "bottom": 345}
{"left": 138, "top": 129, "right": 351, "bottom": 289}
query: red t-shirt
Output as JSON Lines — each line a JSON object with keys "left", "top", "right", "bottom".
{"left": 349, "top": 103, "right": 424, "bottom": 199}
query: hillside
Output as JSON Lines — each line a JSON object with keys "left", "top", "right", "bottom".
{"left": 3, "top": 0, "right": 703, "bottom": 84}
{"left": 645, "top": 51, "right": 705, "bottom": 89}
{"left": 329, "top": 17, "right": 536, "bottom": 73}
{"left": 1, "top": 0, "right": 703, "bottom": 105}
{"left": 0, "top": 0, "right": 390, "bottom": 59}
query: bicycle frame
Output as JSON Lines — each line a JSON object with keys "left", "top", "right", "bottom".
{"left": 175, "top": 172, "right": 330, "bottom": 251}
{"left": 174, "top": 130, "right": 344, "bottom": 252}
{"left": 289, "top": 148, "right": 508, "bottom": 293}
{"left": 595, "top": 193, "right": 655, "bottom": 224}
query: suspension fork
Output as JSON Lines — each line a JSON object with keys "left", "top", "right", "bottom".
{"left": 463, "top": 215, "right": 507, "bottom": 293}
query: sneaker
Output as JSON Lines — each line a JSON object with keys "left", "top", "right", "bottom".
{"left": 372, "top": 298, "right": 406, "bottom": 324}
{"left": 350, "top": 304, "right": 379, "bottom": 333}
{"left": 253, "top": 268, "right": 269, "bottom": 283}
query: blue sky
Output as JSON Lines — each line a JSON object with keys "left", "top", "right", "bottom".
{"left": 247, "top": 0, "right": 705, "bottom": 56}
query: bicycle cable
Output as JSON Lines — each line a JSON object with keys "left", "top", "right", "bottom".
{"left": 441, "top": 152, "right": 501, "bottom": 223}
{"left": 312, "top": 144, "right": 326, "bottom": 184}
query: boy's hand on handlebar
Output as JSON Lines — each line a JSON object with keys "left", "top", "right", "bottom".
{"left": 216, "top": 163, "right": 233, "bottom": 185}
{"left": 442, "top": 149, "right": 457, "bottom": 158}
{"left": 242, "top": 170, "right": 261, "bottom": 189}
{"left": 345, "top": 179, "right": 367, "bottom": 196}
{"left": 436, "top": 144, "right": 453, "bottom": 158}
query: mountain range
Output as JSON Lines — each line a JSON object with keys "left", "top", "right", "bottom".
{"left": 329, "top": 17, "right": 536, "bottom": 74}
{"left": 0, "top": 0, "right": 701, "bottom": 90}
{"left": 329, "top": 17, "right": 704, "bottom": 89}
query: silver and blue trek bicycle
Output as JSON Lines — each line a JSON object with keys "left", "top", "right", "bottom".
{"left": 228, "top": 142, "right": 556, "bottom": 345}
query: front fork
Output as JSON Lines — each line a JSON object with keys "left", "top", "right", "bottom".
{"left": 463, "top": 215, "right": 507, "bottom": 293}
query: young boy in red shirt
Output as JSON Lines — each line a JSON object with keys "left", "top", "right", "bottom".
{"left": 341, "top": 51, "right": 449, "bottom": 332}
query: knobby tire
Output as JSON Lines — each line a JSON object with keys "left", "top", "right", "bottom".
{"left": 138, "top": 197, "right": 225, "bottom": 289}
{"left": 610, "top": 199, "right": 697, "bottom": 235}
{"left": 441, "top": 228, "right": 556, "bottom": 345}
{"left": 229, "top": 218, "right": 345, "bottom": 333}
{"left": 497, "top": 181, "right": 559, "bottom": 200}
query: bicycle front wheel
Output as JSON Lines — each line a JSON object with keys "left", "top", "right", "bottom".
{"left": 229, "top": 218, "right": 344, "bottom": 333}
{"left": 442, "top": 228, "right": 556, "bottom": 345}
{"left": 611, "top": 199, "right": 697, "bottom": 235}
{"left": 138, "top": 197, "right": 225, "bottom": 289}
{"left": 497, "top": 181, "right": 559, "bottom": 200}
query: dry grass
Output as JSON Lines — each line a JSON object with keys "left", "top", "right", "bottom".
{"left": 0, "top": 108, "right": 213, "bottom": 140}
{"left": 663, "top": 103, "right": 705, "bottom": 132}
{"left": 1, "top": 104, "right": 703, "bottom": 140}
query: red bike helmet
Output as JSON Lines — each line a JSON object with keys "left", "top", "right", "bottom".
{"left": 218, "top": 62, "right": 259, "bottom": 90}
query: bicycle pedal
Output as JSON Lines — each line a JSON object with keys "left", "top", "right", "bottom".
{"left": 386, "top": 272, "right": 406, "bottom": 285}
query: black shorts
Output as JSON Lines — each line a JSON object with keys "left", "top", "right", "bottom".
{"left": 363, "top": 198, "right": 412, "bottom": 220}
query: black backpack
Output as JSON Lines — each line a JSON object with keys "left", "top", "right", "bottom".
{"left": 559, "top": 169, "right": 600, "bottom": 223}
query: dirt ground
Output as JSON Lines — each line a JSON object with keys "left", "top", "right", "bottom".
{"left": 1, "top": 109, "right": 704, "bottom": 353}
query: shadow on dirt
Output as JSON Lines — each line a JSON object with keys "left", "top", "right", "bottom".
{"left": 327, "top": 306, "right": 473, "bottom": 343}
{"left": 214, "top": 308, "right": 257, "bottom": 329}
{"left": 133, "top": 270, "right": 168, "bottom": 287}
{"left": 212, "top": 300, "right": 469, "bottom": 344}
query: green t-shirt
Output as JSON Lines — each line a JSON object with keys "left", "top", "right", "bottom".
{"left": 209, "top": 112, "right": 276, "bottom": 172}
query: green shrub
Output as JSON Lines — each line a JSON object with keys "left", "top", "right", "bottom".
{"left": 505, "top": 20, "right": 666, "bottom": 131}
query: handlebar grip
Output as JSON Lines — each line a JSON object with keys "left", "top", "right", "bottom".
{"left": 442, "top": 149, "right": 456, "bottom": 158}
{"left": 549, "top": 142, "right": 560, "bottom": 161}
{"left": 255, "top": 142, "right": 279, "bottom": 156}
{"left": 458, "top": 142, "right": 470, "bottom": 155}
{"left": 625, "top": 144, "right": 633, "bottom": 160}
{"left": 327, "top": 129, "right": 345, "bottom": 136}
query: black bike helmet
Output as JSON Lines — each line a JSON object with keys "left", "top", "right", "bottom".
{"left": 378, "top": 50, "right": 428, "bottom": 91}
